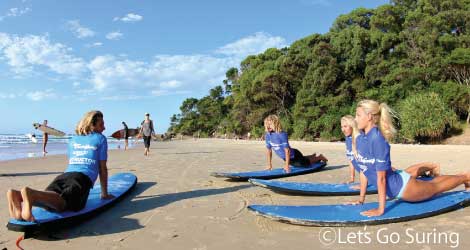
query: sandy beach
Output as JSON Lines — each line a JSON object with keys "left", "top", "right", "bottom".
{"left": 1, "top": 139, "right": 469, "bottom": 250}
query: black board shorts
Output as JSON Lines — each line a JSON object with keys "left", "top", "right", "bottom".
{"left": 143, "top": 135, "right": 151, "bottom": 148}
{"left": 45, "top": 172, "right": 93, "bottom": 211}
{"left": 288, "top": 148, "right": 311, "bottom": 167}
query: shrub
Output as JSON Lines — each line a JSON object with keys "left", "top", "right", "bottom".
{"left": 398, "top": 92, "right": 457, "bottom": 142}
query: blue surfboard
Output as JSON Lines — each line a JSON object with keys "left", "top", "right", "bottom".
{"left": 248, "top": 190, "right": 470, "bottom": 226}
{"left": 249, "top": 179, "right": 377, "bottom": 195}
{"left": 7, "top": 172, "right": 137, "bottom": 235}
{"left": 248, "top": 176, "right": 433, "bottom": 196}
{"left": 210, "top": 162, "right": 327, "bottom": 181}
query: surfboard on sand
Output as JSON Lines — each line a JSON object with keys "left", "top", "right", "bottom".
{"left": 248, "top": 190, "right": 470, "bottom": 226}
{"left": 249, "top": 179, "right": 378, "bottom": 196}
{"left": 111, "top": 128, "right": 140, "bottom": 139}
{"left": 7, "top": 172, "right": 137, "bottom": 237}
{"left": 33, "top": 123, "right": 66, "bottom": 137}
{"left": 248, "top": 176, "right": 433, "bottom": 196}
{"left": 210, "top": 162, "right": 327, "bottom": 181}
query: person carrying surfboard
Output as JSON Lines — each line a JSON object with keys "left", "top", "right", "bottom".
{"left": 348, "top": 99, "right": 470, "bottom": 217}
{"left": 42, "top": 120, "right": 48, "bottom": 157}
{"left": 264, "top": 115, "right": 327, "bottom": 173}
{"left": 341, "top": 115, "right": 440, "bottom": 188}
{"left": 139, "top": 113, "right": 155, "bottom": 156}
{"left": 6, "top": 110, "right": 114, "bottom": 222}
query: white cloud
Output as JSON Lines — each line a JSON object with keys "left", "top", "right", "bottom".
{"left": 86, "top": 42, "right": 103, "bottom": 48}
{"left": 160, "top": 80, "right": 182, "bottom": 89}
{"left": 0, "top": 7, "right": 31, "bottom": 21}
{"left": 87, "top": 32, "right": 287, "bottom": 96}
{"left": 0, "top": 33, "right": 87, "bottom": 76}
{"left": 0, "top": 31, "right": 288, "bottom": 100}
{"left": 114, "top": 13, "right": 143, "bottom": 23}
{"left": 26, "top": 89, "right": 56, "bottom": 101}
{"left": 215, "top": 32, "right": 287, "bottom": 57}
{"left": 106, "top": 31, "right": 123, "bottom": 40}
{"left": 0, "top": 93, "right": 17, "bottom": 99}
{"left": 66, "top": 20, "right": 95, "bottom": 39}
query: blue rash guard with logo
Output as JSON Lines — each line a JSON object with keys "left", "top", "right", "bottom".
{"left": 355, "top": 127, "right": 403, "bottom": 198}
{"left": 65, "top": 132, "right": 108, "bottom": 184}
{"left": 345, "top": 135, "right": 360, "bottom": 171}
{"left": 265, "top": 131, "right": 294, "bottom": 160}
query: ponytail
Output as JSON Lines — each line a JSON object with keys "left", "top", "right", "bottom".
{"left": 378, "top": 103, "right": 397, "bottom": 142}
{"left": 357, "top": 100, "right": 396, "bottom": 142}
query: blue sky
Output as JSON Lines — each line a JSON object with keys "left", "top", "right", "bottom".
{"left": 0, "top": 0, "right": 388, "bottom": 135}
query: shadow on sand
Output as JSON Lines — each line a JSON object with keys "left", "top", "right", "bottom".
{"left": 0, "top": 172, "right": 63, "bottom": 177}
{"left": 35, "top": 182, "right": 252, "bottom": 240}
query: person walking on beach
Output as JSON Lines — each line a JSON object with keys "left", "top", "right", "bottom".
{"left": 122, "top": 121, "right": 129, "bottom": 150}
{"left": 264, "top": 115, "right": 327, "bottom": 173}
{"left": 139, "top": 113, "right": 155, "bottom": 156}
{"left": 347, "top": 99, "right": 470, "bottom": 217}
{"left": 6, "top": 110, "right": 114, "bottom": 222}
{"left": 42, "top": 120, "right": 48, "bottom": 157}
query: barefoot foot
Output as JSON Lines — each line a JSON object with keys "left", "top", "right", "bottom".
{"left": 7, "top": 189, "right": 22, "bottom": 220}
{"left": 20, "top": 187, "right": 36, "bottom": 222}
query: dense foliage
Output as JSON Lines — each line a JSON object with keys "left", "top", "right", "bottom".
{"left": 169, "top": 0, "right": 470, "bottom": 143}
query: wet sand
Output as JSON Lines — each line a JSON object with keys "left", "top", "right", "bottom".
{"left": 0, "top": 139, "right": 469, "bottom": 250}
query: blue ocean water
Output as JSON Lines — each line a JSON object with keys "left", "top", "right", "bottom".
{"left": 0, "top": 134, "right": 137, "bottom": 161}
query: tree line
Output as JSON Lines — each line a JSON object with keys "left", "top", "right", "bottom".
{"left": 169, "top": 0, "right": 470, "bottom": 143}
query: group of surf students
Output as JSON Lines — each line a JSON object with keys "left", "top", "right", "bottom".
{"left": 6, "top": 99, "right": 470, "bottom": 223}
{"left": 264, "top": 99, "right": 470, "bottom": 217}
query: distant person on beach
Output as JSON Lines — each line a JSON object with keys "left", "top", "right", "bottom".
{"left": 139, "top": 113, "right": 155, "bottom": 156}
{"left": 6, "top": 110, "right": 113, "bottom": 222}
{"left": 42, "top": 120, "right": 48, "bottom": 157}
{"left": 340, "top": 115, "right": 440, "bottom": 189}
{"left": 122, "top": 121, "right": 129, "bottom": 150}
{"left": 347, "top": 100, "right": 470, "bottom": 217}
{"left": 264, "top": 115, "right": 327, "bottom": 173}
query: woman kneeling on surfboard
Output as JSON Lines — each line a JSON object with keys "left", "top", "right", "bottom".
{"left": 341, "top": 115, "right": 440, "bottom": 187}
{"left": 348, "top": 100, "right": 470, "bottom": 217}
{"left": 6, "top": 110, "right": 114, "bottom": 222}
{"left": 264, "top": 115, "right": 327, "bottom": 173}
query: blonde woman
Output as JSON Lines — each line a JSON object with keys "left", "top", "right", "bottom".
{"left": 6, "top": 111, "right": 114, "bottom": 222}
{"left": 341, "top": 115, "right": 439, "bottom": 188}
{"left": 264, "top": 115, "right": 327, "bottom": 173}
{"left": 341, "top": 115, "right": 360, "bottom": 184}
{"left": 349, "top": 100, "right": 470, "bottom": 217}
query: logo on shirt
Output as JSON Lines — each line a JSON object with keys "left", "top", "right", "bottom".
{"left": 72, "top": 150, "right": 88, "bottom": 157}
{"left": 72, "top": 143, "right": 97, "bottom": 150}
{"left": 69, "top": 158, "right": 96, "bottom": 165}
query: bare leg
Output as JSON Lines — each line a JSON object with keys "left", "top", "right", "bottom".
{"left": 404, "top": 162, "right": 440, "bottom": 177}
{"left": 42, "top": 134, "right": 48, "bottom": 156}
{"left": 307, "top": 154, "right": 328, "bottom": 164}
{"left": 7, "top": 189, "right": 23, "bottom": 220}
{"left": 401, "top": 173, "right": 469, "bottom": 202}
{"left": 20, "top": 187, "right": 66, "bottom": 222}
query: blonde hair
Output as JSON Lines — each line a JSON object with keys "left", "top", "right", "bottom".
{"left": 264, "top": 115, "right": 282, "bottom": 133}
{"left": 357, "top": 100, "right": 396, "bottom": 142}
{"left": 341, "top": 115, "right": 360, "bottom": 155}
{"left": 75, "top": 110, "right": 104, "bottom": 135}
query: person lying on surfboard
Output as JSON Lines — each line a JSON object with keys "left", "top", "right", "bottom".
{"left": 263, "top": 114, "right": 327, "bottom": 173}
{"left": 6, "top": 110, "right": 114, "bottom": 222}
{"left": 340, "top": 115, "right": 440, "bottom": 189}
{"left": 347, "top": 99, "right": 470, "bottom": 217}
